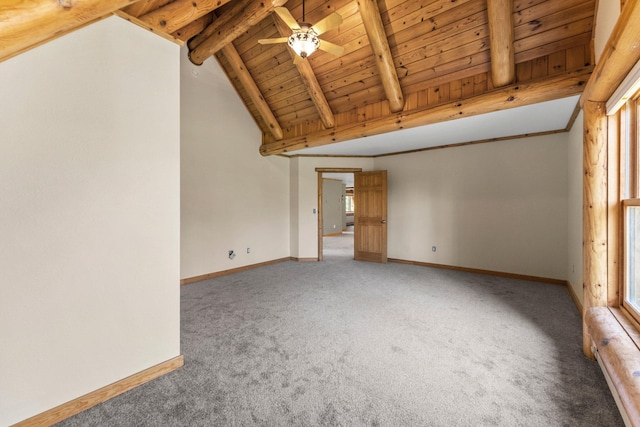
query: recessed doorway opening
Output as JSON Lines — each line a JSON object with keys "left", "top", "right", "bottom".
{"left": 316, "top": 168, "right": 361, "bottom": 262}
{"left": 322, "top": 173, "right": 354, "bottom": 261}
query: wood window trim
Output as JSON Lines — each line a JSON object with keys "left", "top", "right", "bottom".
{"left": 609, "top": 112, "right": 622, "bottom": 307}
{"left": 582, "top": 3, "right": 640, "bottom": 419}
{"left": 625, "top": 97, "right": 639, "bottom": 198}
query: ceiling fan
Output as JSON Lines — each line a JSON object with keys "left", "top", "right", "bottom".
{"left": 258, "top": 2, "right": 345, "bottom": 63}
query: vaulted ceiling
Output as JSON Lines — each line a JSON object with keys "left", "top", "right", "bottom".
{"left": 2, "top": 0, "right": 595, "bottom": 156}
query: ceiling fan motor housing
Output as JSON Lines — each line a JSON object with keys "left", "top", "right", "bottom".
{"left": 288, "top": 24, "right": 320, "bottom": 58}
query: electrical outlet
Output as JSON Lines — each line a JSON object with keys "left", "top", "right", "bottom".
{"left": 432, "top": 246, "right": 436, "bottom": 252}
{"left": 228, "top": 250, "right": 235, "bottom": 260}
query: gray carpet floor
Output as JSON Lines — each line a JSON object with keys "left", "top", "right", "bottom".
{"left": 57, "top": 235, "right": 623, "bottom": 426}
{"left": 323, "top": 227, "right": 354, "bottom": 260}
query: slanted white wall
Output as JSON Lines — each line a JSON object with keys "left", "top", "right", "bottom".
{"left": 594, "top": 0, "right": 621, "bottom": 62}
{"left": 180, "top": 49, "right": 290, "bottom": 279}
{"left": 567, "top": 111, "right": 584, "bottom": 303}
{"left": 0, "top": 17, "right": 180, "bottom": 426}
{"left": 374, "top": 134, "right": 568, "bottom": 280}
{"left": 291, "top": 157, "right": 374, "bottom": 259}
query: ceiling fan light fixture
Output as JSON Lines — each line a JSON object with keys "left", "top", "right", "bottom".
{"left": 288, "top": 25, "right": 319, "bottom": 59}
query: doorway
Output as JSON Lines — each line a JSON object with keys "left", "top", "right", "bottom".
{"left": 316, "top": 168, "right": 362, "bottom": 261}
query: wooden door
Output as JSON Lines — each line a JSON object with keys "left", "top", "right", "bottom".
{"left": 354, "top": 170, "right": 387, "bottom": 263}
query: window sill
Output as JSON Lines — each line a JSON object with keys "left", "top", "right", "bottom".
{"left": 585, "top": 306, "right": 640, "bottom": 426}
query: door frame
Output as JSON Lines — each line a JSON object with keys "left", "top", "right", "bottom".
{"left": 316, "top": 167, "right": 362, "bottom": 261}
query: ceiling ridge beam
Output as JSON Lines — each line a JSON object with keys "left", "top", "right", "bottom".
{"left": 272, "top": 14, "right": 335, "bottom": 129}
{"left": 356, "top": 0, "right": 405, "bottom": 113}
{"left": 260, "top": 66, "right": 593, "bottom": 156}
{"left": 138, "top": 0, "right": 234, "bottom": 34}
{"left": 220, "top": 43, "right": 284, "bottom": 140}
{"left": 487, "top": 0, "right": 516, "bottom": 87}
{"left": 0, "top": 0, "right": 142, "bottom": 62}
{"left": 188, "top": 0, "right": 288, "bottom": 66}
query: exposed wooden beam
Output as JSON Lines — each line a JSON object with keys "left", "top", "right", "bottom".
{"left": 188, "top": 0, "right": 288, "bottom": 66}
{"left": 220, "top": 43, "right": 284, "bottom": 140}
{"left": 188, "top": 0, "right": 252, "bottom": 50}
{"left": 356, "top": 0, "right": 404, "bottom": 113}
{"left": 487, "top": 0, "right": 515, "bottom": 87}
{"left": 122, "top": 0, "right": 171, "bottom": 18}
{"left": 260, "top": 66, "right": 592, "bottom": 155}
{"left": 0, "top": 0, "right": 141, "bottom": 62}
{"left": 139, "top": 0, "right": 234, "bottom": 34}
{"left": 582, "top": 100, "right": 608, "bottom": 359}
{"left": 272, "top": 15, "right": 335, "bottom": 129}
{"left": 580, "top": 0, "right": 640, "bottom": 105}
{"left": 172, "top": 15, "right": 213, "bottom": 43}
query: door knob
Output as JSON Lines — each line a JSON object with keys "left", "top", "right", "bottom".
{"left": 381, "top": 220, "right": 387, "bottom": 224}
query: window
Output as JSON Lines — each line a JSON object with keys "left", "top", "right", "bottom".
{"left": 345, "top": 195, "right": 355, "bottom": 213}
{"left": 620, "top": 90, "right": 640, "bottom": 323}
{"left": 345, "top": 187, "right": 355, "bottom": 213}
{"left": 624, "top": 201, "right": 640, "bottom": 314}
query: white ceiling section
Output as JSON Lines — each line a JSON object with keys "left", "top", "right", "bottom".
{"left": 287, "top": 95, "right": 580, "bottom": 157}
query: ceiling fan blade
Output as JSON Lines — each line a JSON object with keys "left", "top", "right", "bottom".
{"left": 310, "top": 12, "right": 343, "bottom": 36}
{"left": 258, "top": 37, "right": 289, "bottom": 45}
{"left": 274, "top": 7, "right": 301, "bottom": 31}
{"left": 318, "top": 40, "right": 345, "bottom": 57}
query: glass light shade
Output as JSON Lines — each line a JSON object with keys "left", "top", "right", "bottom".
{"left": 288, "top": 28, "right": 319, "bottom": 59}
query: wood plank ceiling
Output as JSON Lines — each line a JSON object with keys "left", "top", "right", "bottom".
{"left": 1, "top": 0, "right": 595, "bottom": 156}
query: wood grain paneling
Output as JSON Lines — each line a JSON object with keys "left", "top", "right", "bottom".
{"left": 1, "top": 0, "right": 597, "bottom": 152}
{"left": 262, "top": 64, "right": 592, "bottom": 153}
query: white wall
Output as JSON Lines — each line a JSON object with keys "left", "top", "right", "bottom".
{"left": 180, "top": 48, "right": 290, "bottom": 279}
{"left": 374, "top": 134, "right": 568, "bottom": 280}
{"left": 567, "top": 111, "right": 584, "bottom": 302}
{"left": 290, "top": 158, "right": 300, "bottom": 257}
{"left": 322, "top": 179, "right": 344, "bottom": 235}
{"left": 291, "top": 157, "right": 374, "bottom": 259}
{"left": 0, "top": 17, "right": 180, "bottom": 425}
{"left": 594, "top": 0, "right": 621, "bottom": 62}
